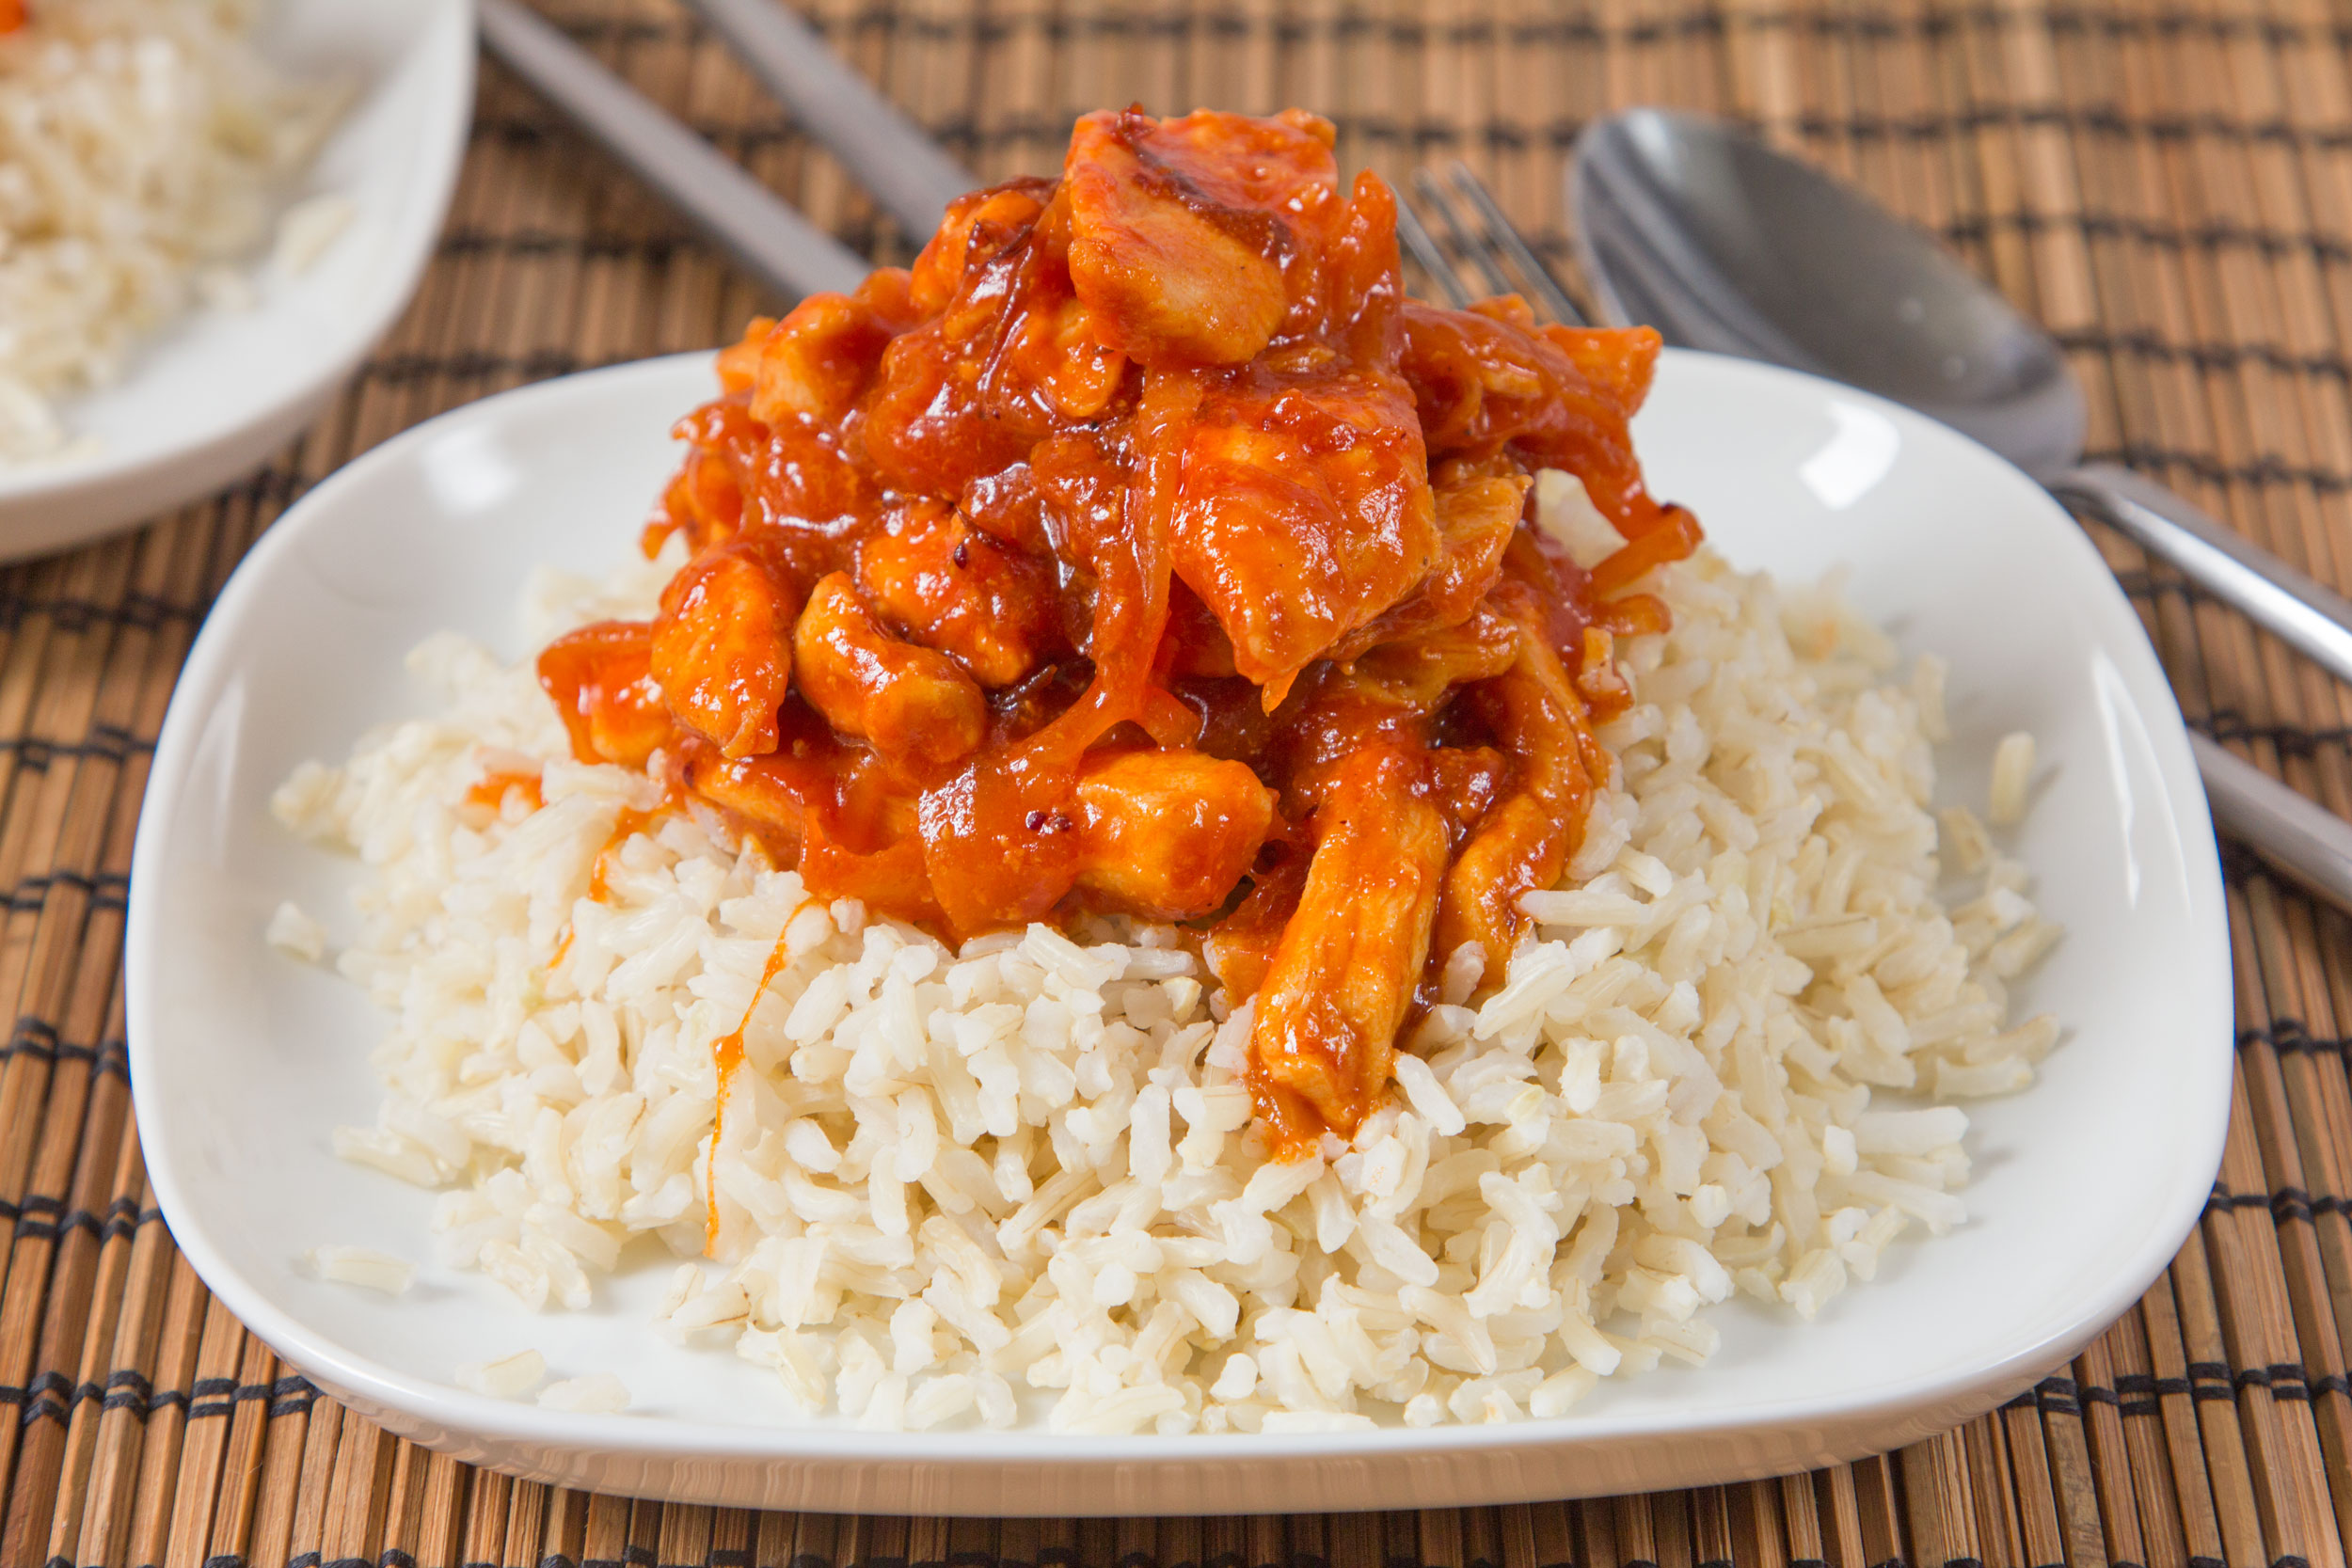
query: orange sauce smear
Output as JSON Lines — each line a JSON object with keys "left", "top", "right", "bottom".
{"left": 586, "top": 805, "right": 654, "bottom": 901}
{"left": 548, "top": 800, "right": 675, "bottom": 973}
{"left": 704, "top": 901, "right": 813, "bottom": 1250}
{"left": 465, "top": 767, "right": 545, "bottom": 815}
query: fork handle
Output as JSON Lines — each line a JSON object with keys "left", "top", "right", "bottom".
{"left": 2050, "top": 461, "right": 2352, "bottom": 689}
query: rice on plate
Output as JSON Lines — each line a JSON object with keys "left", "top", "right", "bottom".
{"left": 0, "top": 0, "right": 352, "bottom": 463}
{"left": 271, "top": 470, "right": 2059, "bottom": 1434}
{"left": 269, "top": 103, "right": 2061, "bottom": 1435}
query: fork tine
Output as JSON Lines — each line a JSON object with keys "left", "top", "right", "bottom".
{"left": 1445, "top": 162, "right": 1588, "bottom": 326}
{"left": 1412, "top": 168, "right": 1517, "bottom": 298}
{"left": 1395, "top": 194, "right": 1472, "bottom": 309}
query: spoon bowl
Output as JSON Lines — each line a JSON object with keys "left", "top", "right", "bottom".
{"left": 1572, "top": 108, "right": 2087, "bottom": 478}
{"left": 1570, "top": 104, "right": 2352, "bottom": 913}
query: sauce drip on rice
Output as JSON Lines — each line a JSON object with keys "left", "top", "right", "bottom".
{"left": 534, "top": 109, "right": 1703, "bottom": 1150}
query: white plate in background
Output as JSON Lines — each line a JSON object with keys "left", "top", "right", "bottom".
{"left": 126, "top": 349, "right": 2232, "bottom": 1516}
{"left": 0, "top": 0, "right": 474, "bottom": 562}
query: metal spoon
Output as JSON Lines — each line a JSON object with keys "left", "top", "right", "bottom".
{"left": 675, "top": 0, "right": 975, "bottom": 244}
{"left": 479, "top": 0, "right": 866, "bottom": 301}
{"left": 1572, "top": 106, "right": 2352, "bottom": 911}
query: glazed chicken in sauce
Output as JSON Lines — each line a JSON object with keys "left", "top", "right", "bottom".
{"left": 537, "top": 108, "right": 1702, "bottom": 1153}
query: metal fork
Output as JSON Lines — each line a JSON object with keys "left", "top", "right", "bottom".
{"left": 1397, "top": 162, "right": 1588, "bottom": 324}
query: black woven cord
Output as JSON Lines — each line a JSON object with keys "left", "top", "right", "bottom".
{"left": 6, "top": 1362, "right": 304, "bottom": 1430}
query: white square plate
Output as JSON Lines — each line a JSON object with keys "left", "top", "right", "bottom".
{"left": 126, "top": 348, "right": 2232, "bottom": 1516}
{"left": 0, "top": 0, "right": 474, "bottom": 561}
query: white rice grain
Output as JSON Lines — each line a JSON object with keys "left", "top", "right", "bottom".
{"left": 272, "top": 192, "right": 357, "bottom": 276}
{"left": 308, "top": 1245, "right": 413, "bottom": 1296}
{"left": 265, "top": 900, "right": 326, "bottom": 964}
{"left": 537, "top": 1372, "right": 630, "bottom": 1414}
{"left": 1989, "top": 731, "right": 2037, "bottom": 826}
{"left": 456, "top": 1349, "right": 546, "bottom": 1400}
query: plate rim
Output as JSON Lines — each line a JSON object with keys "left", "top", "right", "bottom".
{"left": 125, "top": 346, "right": 2235, "bottom": 1504}
{"left": 0, "top": 0, "right": 478, "bottom": 544}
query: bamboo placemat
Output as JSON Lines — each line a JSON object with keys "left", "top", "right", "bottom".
{"left": 8, "top": 0, "right": 2350, "bottom": 1561}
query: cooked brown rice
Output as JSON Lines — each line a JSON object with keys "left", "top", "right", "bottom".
{"left": 274, "top": 475, "right": 2059, "bottom": 1432}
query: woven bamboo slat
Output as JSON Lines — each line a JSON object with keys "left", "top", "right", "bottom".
{"left": 7, "top": 0, "right": 2349, "bottom": 1560}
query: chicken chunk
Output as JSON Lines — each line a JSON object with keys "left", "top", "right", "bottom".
{"left": 1072, "top": 749, "right": 1277, "bottom": 919}
{"left": 1402, "top": 299, "right": 1691, "bottom": 550}
{"left": 909, "top": 180, "right": 1054, "bottom": 318}
{"left": 742, "top": 280, "right": 904, "bottom": 428}
{"left": 792, "top": 574, "right": 986, "bottom": 778}
{"left": 1248, "top": 744, "right": 1448, "bottom": 1136}
{"left": 860, "top": 321, "right": 1038, "bottom": 499}
{"left": 1435, "top": 614, "right": 1598, "bottom": 963}
{"left": 1169, "top": 369, "right": 1438, "bottom": 701}
{"left": 855, "top": 501, "right": 1063, "bottom": 689}
{"left": 650, "top": 539, "right": 801, "bottom": 758}
{"left": 1062, "top": 111, "right": 1302, "bottom": 367}
{"left": 1330, "top": 469, "right": 1527, "bottom": 660}
{"left": 1268, "top": 606, "right": 1518, "bottom": 813}
{"left": 679, "top": 742, "right": 820, "bottom": 858}
{"left": 537, "top": 621, "right": 676, "bottom": 769}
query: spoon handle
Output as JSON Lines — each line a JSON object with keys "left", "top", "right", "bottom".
{"left": 2054, "top": 463, "right": 2352, "bottom": 911}
{"left": 2193, "top": 735, "right": 2352, "bottom": 911}
{"left": 478, "top": 0, "right": 868, "bottom": 304}
{"left": 2051, "top": 461, "right": 2352, "bottom": 688}
{"left": 675, "top": 0, "right": 975, "bottom": 243}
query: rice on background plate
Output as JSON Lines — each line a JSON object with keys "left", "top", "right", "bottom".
{"left": 0, "top": 0, "right": 351, "bottom": 463}
{"left": 273, "top": 474, "right": 2059, "bottom": 1434}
